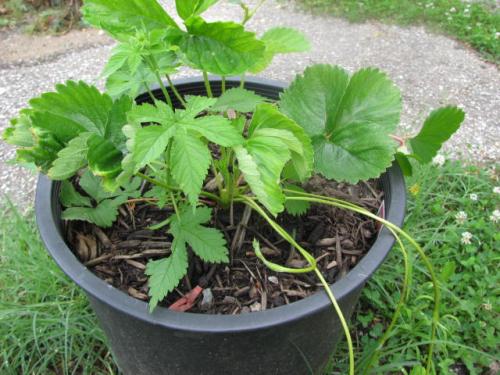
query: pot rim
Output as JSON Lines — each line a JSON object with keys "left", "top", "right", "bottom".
{"left": 35, "top": 76, "right": 406, "bottom": 334}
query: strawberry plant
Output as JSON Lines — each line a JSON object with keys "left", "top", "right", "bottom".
{"left": 3, "top": 0, "right": 466, "bottom": 373}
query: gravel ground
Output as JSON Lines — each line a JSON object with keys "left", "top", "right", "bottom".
{"left": 0, "top": 0, "right": 499, "bottom": 208}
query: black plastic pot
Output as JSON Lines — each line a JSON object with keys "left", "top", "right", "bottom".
{"left": 35, "top": 77, "right": 406, "bottom": 375}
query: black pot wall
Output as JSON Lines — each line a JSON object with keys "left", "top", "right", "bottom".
{"left": 35, "top": 77, "right": 407, "bottom": 375}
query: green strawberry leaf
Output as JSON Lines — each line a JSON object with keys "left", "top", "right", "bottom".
{"left": 128, "top": 101, "right": 175, "bottom": 126}
{"left": 234, "top": 134, "right": 291, "bottom": 215}
{"left": 176, "top": 0, "right": 219, "bottom": 20}
{"left": 132, "top": 125, "right": 176, "bottom": 171}
{"left": 212, "top": 87, "right": 266, "bottom": 113}
{"left": 48, "top": 133, "right": 92, "bottom": 180}
{"left": 9, "top": 81, "right": 131, "bottom": 180}
{"left": 182, "top": 116, "right": 244, "bottom": 147}
{"left": 409, "top": 106, "right": 465, "bottom": 163}
{"left": 180, "top": 18, "right": 265, "bottom": 75}
{"left": 251, "top": 27, "right": 310, "bottom": 73}
{"left": 170, "top": 129, "right": 211, "bottom": 206}
{"left": 280, "top": 64, "right": 401, "bottom": 183}
{"left": 145, "top": 237, "right": 189, "bottom": 311}
{"left": 2, "top": 114, "right": 34, "bottom": 147}
{"left": 61, "top": 199, "right": 122, "bottom": 228}
{"left": 79, "top": 170, "right": 116, "bottom": 203}
{"left": 60, "top": 180, "right": 92, "bottom": 208}
{"left": 87, "top": 134, "right": 123, "bottom": 180}
{"left": 249, "top": 103, "right": 313, "bottom": 182}
{"left": 126, "top": 97, "right": 239, "bottom": 203}
{"left": 60, "top": 171, "right": 141, "bottom": 227}
{"left": 103, "top": 29, "right": 180, "bottom": 99}
{"left": 82, "top": 0, "right": 178, "bottom": 39}
{"left": 169, "top": 205, "right": 228, "bottom": 263}
{"left": 180, "top": 95, "right": 217, "bottom": 118}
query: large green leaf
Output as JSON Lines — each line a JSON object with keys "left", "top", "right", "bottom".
{"left": 249, "top": 103, "right": 313, "bottom": 181}
{"left": 82, "top": 0, "right": 178, "bottom": 39}
{"left": 180, "top": 18, "right": 265, "bottom": 75}
{"left": 280, "top": 64, "right": 401, "bottom": 183}
{"left": 251, "top": 27, "right": 310, "bottom": 73}
{"left": 175, "top": 0, "right": 219, "bottom": 20}
{"left": 7, "top": 81, "right": 131, "bottom": 179}
{"left": 409, "top": 106, "right": 465, "bottom": 163}
{"left": 28, "top": 81, "right": 113, "bottom": 140}
{"left": 170, "top": 129, "right": 211, "bottom": 206}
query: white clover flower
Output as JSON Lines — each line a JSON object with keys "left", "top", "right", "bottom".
{"left": 450, "top": 7, "right": 456, "bottom": 13}
{"left": 455, "top": 211, "right": 467, "bottom": 224}
{"left": 494, "top": 186, "right": 500, "bottom": 194}
{"left": 490, "top": 210, "right": 500, "bottom": 223}
{"left": 469, "top": 193, "right": 478, "bottom": 201}
{"left": 432, "top": 154, "right": 446, "bottom": 167}
{"left": 482, "top": 301, "right": 492, "bottom": 311}
{"left": 461, "top": 231, "right": 473, "bottom": 245}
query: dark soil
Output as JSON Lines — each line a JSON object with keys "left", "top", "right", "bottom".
{"left": 64, "top": 175, "right": 383, "bottom": 314}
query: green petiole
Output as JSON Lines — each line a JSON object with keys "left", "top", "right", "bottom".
{"left": 284, "top": 193, "right": 440, "bottom": 374}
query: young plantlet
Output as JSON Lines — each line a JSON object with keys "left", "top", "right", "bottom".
{"left": 2, "top": 0, "right": 466, "bottom": 373}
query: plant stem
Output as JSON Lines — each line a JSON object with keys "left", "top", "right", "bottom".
{"left": 239, "top": 196, "right": 316, "bottom": 270}
{"left": 146, "top": 55, "right": 173, "bottom": 108}
{"left": 166, "top": 74, "right": 187, "bottom": 107}
{"left": 240, "top": 196, "right": 354, "bottom": 374}
{"left": 314, "top": 269, "right": 355, "bottom": 375}
{"left": 359, "top": 227, "right": 411, "bottom": 374}
{"left": 144, "top": 82, "right": 156, "bottom": 103}
{"left": 221, "top": 76, "right": 226, "bottom": 94}
{"left": 211, "top": 160, "right": 224, "bottom": 195}
{"left": 285, "top": 193, "right": 440, "bottom": 373}
{"left": 203, "top": 71, "right": 213, "bottom": 98}
{"left": 155, "top": 72, "right": 173, "bottom": 108}
{"left": 240, "top": 75, "right": 246, "bottom": 89}
{"left": 170, "top": 191, "right": 181, "bottom": 221}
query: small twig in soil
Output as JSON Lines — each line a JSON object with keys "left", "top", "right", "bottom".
{"left": 230, "top": 205, "right": 252, "bottom": 262}
{"left": 93, "top": 227, "right": 111, "bottom": 248}
{"left": 125, "top": 259, "right": 146, "bottom": 270}
{"left": 85, "top": 253, "right": 114, "bottom": 267}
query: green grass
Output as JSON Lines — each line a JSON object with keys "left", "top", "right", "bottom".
{"left": 326, "top": 161, "right": 500, "bottom": 374}
{"left": 295, "top": 0, "right": 500, "bottom": 64}
{"left": 1, "top": 161, "right": 499, "bottom": 374}
{"left": 0, "top": 202, "right": 118, "bottom": 375}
